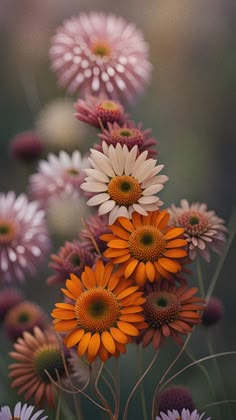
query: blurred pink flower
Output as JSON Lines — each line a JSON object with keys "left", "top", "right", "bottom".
{"left": 10, "top": 131, "right": 43, "bottom": 163}
{"left": 0, "top": 192, "right": 50, "bottom": 283}
{"left": 169, "top": 200, "right": 227, "bottom": 262}
{"left": 50, "top": 12, "right": 152, "bottom": 103}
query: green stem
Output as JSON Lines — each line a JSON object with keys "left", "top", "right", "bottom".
{"left": 137, "top": 346, "right": 148, "bottom": 420}
{"left": 55, "top": 391, "right": 62, "bottom": 420}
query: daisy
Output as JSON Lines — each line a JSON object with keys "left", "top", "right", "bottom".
{"left": 97, "top": 121, "right": 157, "bottom": 157}
{"left": 0, "top": 402, "right": 47, "bottom": 420}
{"left": 48, "top": 240, "right": 96, "bottom": 285}
{"left": 29, "top": 150, "right": 89, "bottom": 206}
{"left": 80, "top": 142, "right": 168, "bottom": 225}
{"left": 0, "top": 192, "right": 50, "bottom": 283}
{"left": 169, "top": 200, "right": 227, "bottom": 262}
{"left": 9, "top": 327, "right": 66, "bottom": 407}
{"left": 137, "top": 280, "right": 204, "bottom": 349}
{"left": 50, "top": 12, "right": 152, "bottom": 103}
{"left": 156, "top": 408, "right": 210, "bottom": 420}
{"left": 74, "top": 96, "right": 129, "bottom": 128}
{"left": 51, "top": 260, "right": 147, "bottom": 363}
{"left": 102, "top": 209, "right": 187, "bottom": 286}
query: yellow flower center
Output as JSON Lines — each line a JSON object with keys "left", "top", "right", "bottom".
{"left": 128, "top": 226, "right": 166, "bottom": 262}
{"left": 108, "top": 175, "right": 142, "bottom": 206}
{"left": 75, "top": 288, "right": 120, "bottom": 333}
{"left": 144, "top": 291, "right": 180, "bottom": 328}
{"left": 98, "top": 101, "right": 120, "bottom": 111}
{"left": 66, "top": 168, "right": 79, "bottom": 176}
{"left": 90, "top": 40, "right": 112, "bottom": 57}
{"left": 33, "top": 345, "right": 64, "bottom": 383}
{"left": 0, "top": 219, "right": 19, "bottom": 244}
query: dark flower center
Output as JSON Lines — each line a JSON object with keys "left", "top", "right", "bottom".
{"left": 0, "top": 224, "right": 10, "bottom": 234}
{"left": 34, "top": 347, "right": 64, "bottom": 383}
{"left": 17, "top": 312, "right": 30, "bottom": 323}
{"left": 70, "top": 254, "right": 81, "bottom": 267}
{"left": 119, "top": 129, "right": 132, "bottom": 137}
{"left": 189, "top": 216, "right": 199, "bottom": 225}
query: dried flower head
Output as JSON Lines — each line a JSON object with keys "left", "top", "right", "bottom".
{"left": 156, "top": 408, "right": 210, "bottom": 420}
{"left": 9, "top": 327, "right": 66, "bottom": 407}
{"left": 79, "top": 214, "right": 110, "bottom": 254}
{"left": 97, "top": 121, "right": 157, "bottom": 158}
{"left": 29, "top": 150, "right": 89, "bottom": 206}
{"left": 50, "top": 12, "right": 152, "bottom": 103}
{"left": 52, "top": 260, "right": 147, "bottom": 363}
{"left": 169, "top": 200, "right": 227, "bottom": 262}
{"left": 4, "top": 300, "right": 48, "bottom": 340}
{"left": 0, "top": 402, "right": 47, "bottom": 420}
{"left": 158, "top": 386, "right": 195, "bottom": 414}
{"left": 10, "top": 131, "right": 43, "bottom": 163}
{"left": 48, "top": 240, "right": 96, "bottom": 286}
{"left": 74, "top": 96, "right": 129, "bottom": 128}
{"left": 0, "top": 192, "right": 50, "bottom": 283}
{"left": 137, "top": 280, "right": 204, "bottom": 349}
{"left": 0, "top": 288, "right": 24, "bottom": 322}
{"left": 81, "top": 142, "right": 168, "bottom": 224}
{"left": 202, "top": 296, "right": 224, "bottom": 327}
{"left": 102, "top": 210, "right": 187, "bottom": 286}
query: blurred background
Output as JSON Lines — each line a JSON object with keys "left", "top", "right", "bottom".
{"left": 0, "top": 0, "right": 235, "bottom": 419}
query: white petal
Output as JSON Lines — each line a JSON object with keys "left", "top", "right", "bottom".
{"left": 84, "top": 168, "right": 109, "bottom": 182}
{"left": 131, "top": 150, "right": 148, "bottom": 177}
{"left": 124, "top": 146, "right": 138, "bottom": 175}
{"left": 98, "top": 200, "right": 116, "bottom": 215}
{"left": 138, "top": 195, "right": 161, "bottom": 204}
{"left": 132, "top": 203, "right": 148, "bottom": 215}
{"left": 141, "top": 174, "right": 168, "bottom": 189}
{"left": 136, "top": 159, "right": 156, "bottom": 182}
{"left": 87, "top": 193, "right": 110, "bottom": 206}
{"left": 142, "top": 184, "right": 164, "bottom": 195}
{"left": 80, "top": 182, "right": 108, "bottom": 192}
{"left": 108, "top": 205, "right": 121, "bottom": 224}
{"left": 109, "top": 144, "right": 124, "bottom": 175}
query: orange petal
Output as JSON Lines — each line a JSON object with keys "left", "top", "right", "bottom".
{"left": 110, "top": 327, "right": 129, "bottom": 344}
{"left": 135, "top": 262, "right": 147, "bottom": 286}
{"left": 51, "top": 309, "right": 75, "bottom": 319}
{"left": 155, "top": 209, "right": 170, "bottom": 229}
{"left": 152, "top": 329, "right": 161, "bottom": 349}
{"left": 124, "top": 259, "right": 139, "bottom": 278}
{"left": 121, "top": 293, "right": 145, "bottom": 306}
{"left": 117, "top": 217, "right": 135, "bottom": 232}
{"left": 117, "top": 286, "right": 139, "bottom": 300}
{"left": 145, "top": 261, "right": 156, "bottom": 282}
{"left": 100, "top": 233, "right": 117, "bottom": 242}
{"left": 101, "top": 331, "right": 116, "bottom": 354}
{"left": 154, "top": 261, "right": 170, "bottom": 279}
{"left": 164, "top": 228, "right": 185, "bottom": 240}
{"left": 55, "top": 303, "right": 75, "bottom": 310}
{"left": 98, "top": 342, "right": 109, "bottom": 362}
{"left": 179, "top": 311, "right": 201, "bottom": 318}
{"left": 164, "top": 249, "right": 187, "bottom": 258}
{"left": 110, "top": 225, "right": 130, "bottom": 239}
{"left": 131, "top": 212, "right": 142, "bottom": 228}
{"left": 64, "top": 329, "right": 85, "bottom": 348}
{"left": 77, "top": 332, "right": 91, "bottom": 357}
{"left": 119, "top": 314, "right": 144, "bottom": 322}
{"left": 61, "top": 288, "right": 77, "bottom": 301}
{"left": 113, "top": 254, "right": 131, "bottom": 264}
{"left": 87, "top": 333, "right": 101, "bottom": 362}
{"left": 101, "top": 262, "right": 114, "bottom": 288}
{"left": 108, "top": 239, "right": 128, "bottom": 249}
{"left": 120, "top": 306, "right": 143, "bottom": 314}
{"left": 165, "top": 239, "right": 187, "bottom": 248}
{"left": 162, "top": 324, "right": 170, "bottom": 337}
{"left": 158, "top": 258, "right": 181, "bottom": 273}
{"left": 104, "top": 248, "right": 129, "bottom": 258}
{"left": 142, "top": 328, "right": 155, "bottom": 347}
{"left": 95, "top": 260, "right": 105, "bottom": 286}
{"left": 108, "top": 274, "right": 120, "bottom": 291}
{"left": 66, "top": 279, "right": 83, "bottom": 297}
{"left": 53, "top": 319, "right": 78, "bottom": 332}
{"left": 117, "top": 321, "right": 139, "bottom": 336}
{"left": 178, "top": 288, "right": 198, "bottom": 301}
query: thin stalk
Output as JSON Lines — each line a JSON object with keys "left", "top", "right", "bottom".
{"left": 137, "top": 345, "right": 148, "bottom": 420}
{"left": 206, "top": 208, "right": 236, "bottom": 301}
{"left": 201, "top": 400, "right": 236, "bottom": 410}
{"left": 114, "top": 359, "right": 120, "bottom": 420}
{"left": 152, "top": 335, "right": 191, "bottom": 419}
{"left": 94, "top": 362, "right": 114, "bottom": 419}
{"left": 159, "top": 351, "right": 236, "bottom": 392}
{"left": 55, "top": 390, "right": 62, "bottom": 420}
{"left": 123, "top": 350, "right": 159, "bottom": 420}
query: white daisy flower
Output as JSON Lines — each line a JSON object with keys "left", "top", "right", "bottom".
{"left": 29, "top": 150, "right": 89, "bottom": 206}
{"left": 81, "top": 142, "right": 168, "bottom": 224}
{"left": 156, "top": 408, "right": 211, "bottom": 420}
{"left": 0, "top": 402, "right": 47, "bottom": 420}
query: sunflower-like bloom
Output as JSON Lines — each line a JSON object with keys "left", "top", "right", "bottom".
{"left": 50, "top": 12, "right": 152, "bottom": 103}
{"left": 137, "top": 281, "right": 204, "bottom": 349}
{"left": 74, "top": 96, "right": 129, "bottom": 128}
{"left": 169, "top": 199, "right": 227, "bottom": 262}
{"left": 81, "top": 142, "right": 168, "bottom": 224}
{"left": 0, "top": 192, "right": 50, "bottom": 283}
{"left": 51, "top": 260, "right": 147, "bottom": 363}
{"left": 0, "top": 402, "right": 47, "bottom": 420}
{"left": 48, "top": 240, "right": 96, "bottom": 285}
{"left": 9, "top": 327, "right": 66, "bottom": 407}
{"left": 97, "top": 121, "right": 157, "bottom": 158}
{"left": 157, "top": 408, "right": 210, "bottom": 420}
{"left": 102, "top": 209, "right": 187, "bottom": 286}
{"left": 29, "top": 150, "right": 89, "bottom": 206}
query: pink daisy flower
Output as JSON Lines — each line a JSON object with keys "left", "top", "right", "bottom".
{"left": 50, "top": 12, "right": 152, "bottom": 103}
{"left": 169, "top": 200, "right": 227, "bottom": 262}
{"left": 74, "top": 96, "right": 129, "bottom": 128}
{"left": 79, "top": 214, "right": 110, "bottom": 254}
{"left": 0, "top": 402, "right": 47, "bottom": 420}
{"left": 29, "top": 150, "right": 89, "bottom": 206}
{"left": 97, "top": 120, "right": 158, "bottom": 158}
{"left": 10, "top": 131, "right": 43, "bottom": 163}
{"left": 156, "top": 408, "right": 210, "bottom": 420}
{"left": 0, "top": 192, "right": 50, "bottom": 283}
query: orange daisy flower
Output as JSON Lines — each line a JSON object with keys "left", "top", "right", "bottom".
{"left": 51, "top": 260, "right": 147, "bottom": 363}
{"left": 102, "top": 209, "right": 187, "bottom": 286}
{"left": 137, "top": 280, "right": 205, "bottom": 349}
